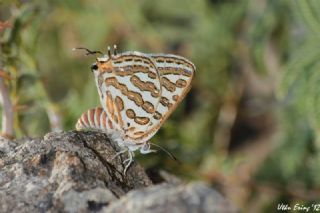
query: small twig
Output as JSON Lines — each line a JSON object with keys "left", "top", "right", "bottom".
{"left": 0, "top": 20, "right": 14, "bottom": 138}
{"left": 47, "top": 104, "right": 62, "bottom": 132}
{"left": 0, "top": 71, "right": 14, "bottom": 139}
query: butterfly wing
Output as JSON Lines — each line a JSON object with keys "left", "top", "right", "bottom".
{"left": 121, "top": 53, "right": 195, "bottom": 143}
{"left": 145, "top": 53, "right": 195, "bottom": 132}
{"left": 76, "top": 107, "right": 114, "bottom": 131}
{"left": 94, "top": 51, "right": 162, "bottom": 143}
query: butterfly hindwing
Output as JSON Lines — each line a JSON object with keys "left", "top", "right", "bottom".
{"left": 76, "top": 107, "right": 114, "bottom": 132}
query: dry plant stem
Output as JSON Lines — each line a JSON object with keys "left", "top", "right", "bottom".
{"left": 47, "top": 105, "right": 62, "bottom": 131}
{"left": 0, "top": 77, "right": 14, "bottom": 138}
{"left": 0, "top": 21, "right": 13, "bottom": 138}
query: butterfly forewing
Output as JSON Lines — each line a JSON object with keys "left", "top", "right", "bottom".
{"left": 95, "top": 52, "right": 162, "bottom": 142}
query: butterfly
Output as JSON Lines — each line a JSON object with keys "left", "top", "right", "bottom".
{"left": 75, "top": 45, "right": 195, "bottom": 174}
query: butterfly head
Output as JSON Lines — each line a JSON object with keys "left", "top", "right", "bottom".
{"left": 91, "top": 45, "right": 118, "bottom": 75}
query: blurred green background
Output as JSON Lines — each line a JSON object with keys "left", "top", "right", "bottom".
{"left": 1, "top": 0, "right": 320, "bottom": 211}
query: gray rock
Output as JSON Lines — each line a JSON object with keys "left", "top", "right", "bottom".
{"left": 105, "top": 182, "right": 237, "bottom": 213}
{"left": 0, "top": 131, "right": 236, "bottom": 213}
{"left": 0, "top": 131, "right": 151, "bottom": 213}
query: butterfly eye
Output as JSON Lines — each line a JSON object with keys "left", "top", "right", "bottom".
{"left": 91, "top": 64, "right": 98, "bottom": 71}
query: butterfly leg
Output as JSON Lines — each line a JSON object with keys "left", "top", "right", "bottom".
{"left": 110, "top": 149, "right": 127, "bottom": 161}
{"left": 123, "top": 151, "right": 134, "bottom": 175}
{"left": 122, "top": 155, "right": 132, "bottom": 165}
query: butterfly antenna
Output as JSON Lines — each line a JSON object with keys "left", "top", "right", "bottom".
{"left": 72, "top": 47, "right": 103, "bottom": 56}
{"left": 107, "top": 46, "right": 111, "bottom": 58}
{"left": 113, "top": 44, "right": 117, "bottom": 55}
{"left": 149, "top": 142, "right": 180, "bottom": 163}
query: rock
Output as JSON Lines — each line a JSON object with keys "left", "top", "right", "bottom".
{"left": 105, "top": 182, "right": 237, "bottom": 213}
{"left": 0, "top": 131, "right": 236, "bottom": 213}
{"left": 0, "top": 131, "right": 151, "bottom": 213}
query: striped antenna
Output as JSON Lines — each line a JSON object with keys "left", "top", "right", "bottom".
{"left": 72, "top": 47, "right": 103, "bottom": 56}
{"left": 149, "top": 142, "right": 180, "bottom": 162}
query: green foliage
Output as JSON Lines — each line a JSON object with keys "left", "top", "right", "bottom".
{"left": 1, "top": 0, "right": 320, "bottom": 211}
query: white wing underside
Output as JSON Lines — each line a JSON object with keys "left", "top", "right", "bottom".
{"left": 94, "top": 51, "right": 195, "bottom": 144}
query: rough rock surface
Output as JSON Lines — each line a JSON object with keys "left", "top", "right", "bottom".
{"left": 105, "top": 182, "right": 236, "bottom": 213}
{"left": 0, "top": 131, "right": 236, "bottom": 213}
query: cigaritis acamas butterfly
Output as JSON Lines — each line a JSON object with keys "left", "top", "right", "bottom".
{"left": 76, "top": 46, "right": 195, "bottom": 173}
